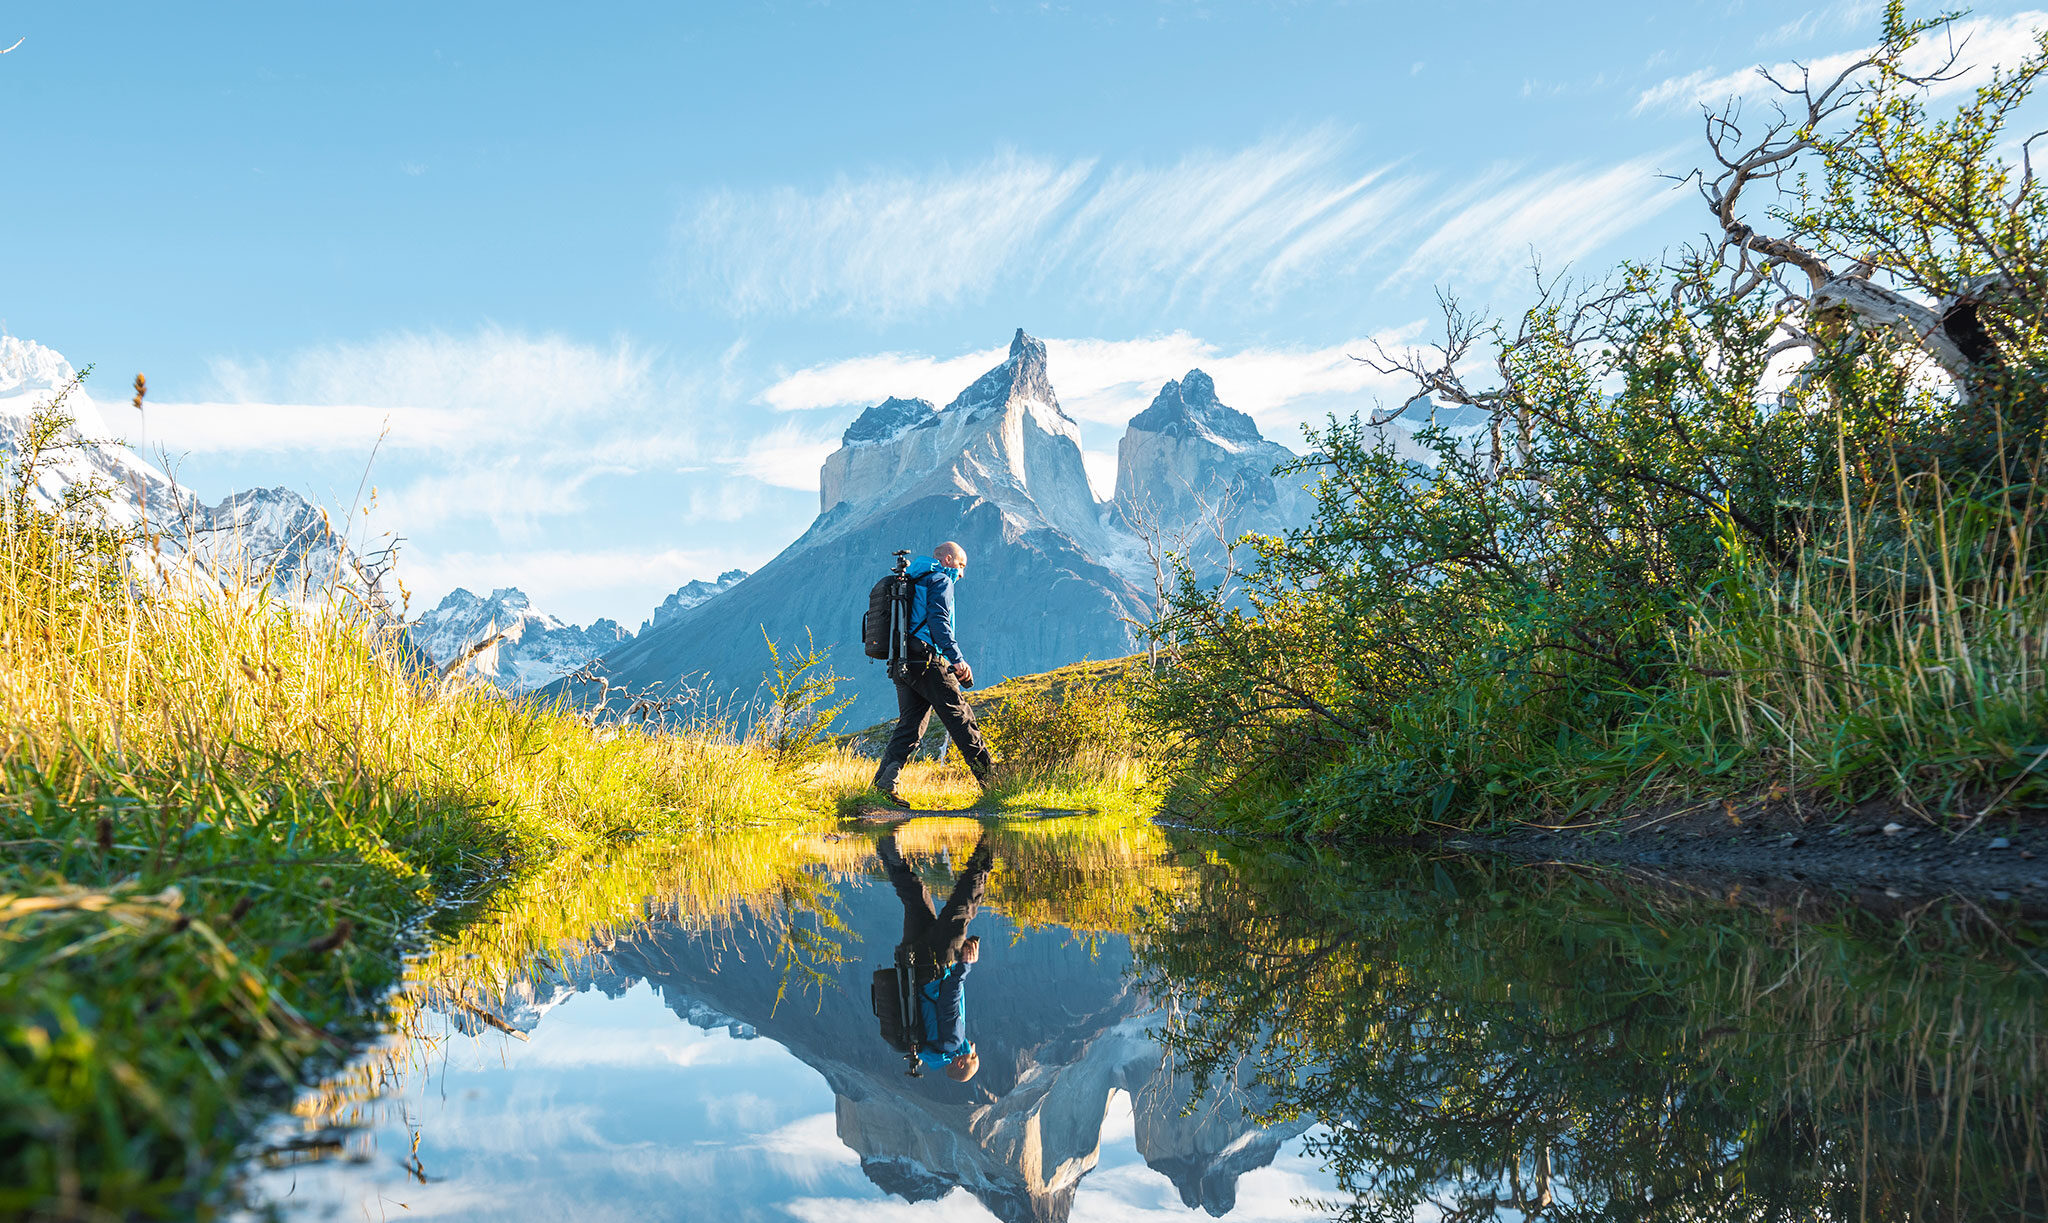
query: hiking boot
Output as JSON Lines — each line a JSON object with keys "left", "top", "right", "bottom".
{"left": 879, "top": 789, "right": 914, "bottom": 810}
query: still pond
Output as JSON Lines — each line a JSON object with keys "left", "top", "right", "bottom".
{"left": 236, "top": 815, "right": 2047, "bottom": 1221}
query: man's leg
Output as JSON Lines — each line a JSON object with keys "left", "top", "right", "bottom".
{"left": 877, "top": 834, "right": 937, "bottom": 945}
{"left": 912, "top": 666, "right": 994, "bottom": 785}
{"left": 924, "top": 836, "right": 995, "bottom": 960}
{"left": 873, "top": 679, "right": 934, "bottom": 795}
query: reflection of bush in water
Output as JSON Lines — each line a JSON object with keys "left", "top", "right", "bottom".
{"left": 1136, "top": 849, "right": 2048, "bottom": 1221}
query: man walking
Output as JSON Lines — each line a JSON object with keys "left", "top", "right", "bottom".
{"left": 878, "top": 831, "right": 992, "bottom": 1082}
{"left": 873, "top": 540, "right": 994, "bottom": 808}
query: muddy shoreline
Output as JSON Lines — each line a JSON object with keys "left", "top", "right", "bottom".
{"left": 1445, "top": 799, "right": 2048, "bottom": 910}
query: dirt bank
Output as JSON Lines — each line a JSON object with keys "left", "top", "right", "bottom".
{"left": 1453, "top": 798, "right": 2048, "bottom": 907}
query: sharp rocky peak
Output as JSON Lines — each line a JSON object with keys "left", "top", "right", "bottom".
{"left": 842, "top": 396, "right": 939, "bottom": 447}
{"left": 947, "top": 327, "right": 1058, "bottom": 418}
{"left": 1128, "top": 368, "right": 1264, "bottom": 446}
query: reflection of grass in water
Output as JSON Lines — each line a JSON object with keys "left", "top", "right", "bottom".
{"left": 269, "top": 825, "right": 849, "bottom": 1159}
{"left": 270, "top": 811, "right": 1190, "bottom": 1161}
{"left": 861, "top": 811, "right": 1185, "bottom": 936}
{"left": 1140, "top": 847, "right": 2048, "bottom": 1221}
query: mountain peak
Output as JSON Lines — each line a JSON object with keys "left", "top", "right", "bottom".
{"left": 948, "top": 326, "right": 1057, "bottom": 418}
{"left": 1180, "top": 368, "right": 1218, "bottom": 405}
{"left": 842, "top": 396, "right": 939, "bottom": 447}
{"left": 0, "top": 334, "right": 79, "bottom": 398}
{"left": 1128, "top": 370, "right": 1263, "bottom": 447}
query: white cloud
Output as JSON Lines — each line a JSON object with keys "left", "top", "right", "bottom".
{"left": 676, "top": 131, "right": 1674, "bottom": 319}
{"left": 379, "top": 462, "right": 622, "bottom": 535}
{"left": 757, "top": 329, "right": 1425, "bottom": 441}
{"left": 677, "top": 151, "right": 1096, "bottom": 319}
{"left": 1637, "top": 11, "right": 2048, "bottom": 114}
{"left": 137, "top": 398, "right": 467, "bottom": 454}
{"left": 1081, "top": 449, "right": 1119, "bottom": 500}
{"left": 142, "top": 327, "right": 673, "bottom": 456}
{"left": 733, "top": 421, "right": 843, "bottom": 492}
{"left": 1390, "top": 154, "right": 1686, "bottom": 288}
{"left": 1760, "top": 2, "right": 1883, "bottom": 49}
{"left": 760, "top": 347, "right": 1004, "bottom": 414}
{"left": 1044, "top": 128, "right": 1422, "bottom": 305}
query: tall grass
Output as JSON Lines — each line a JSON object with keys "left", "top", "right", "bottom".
{"left": 978, "top": 663, "right": 1156, "bottom": 818}
{"left": 1650, "top": 469, "right": 2048, "bottom": 819}
{"left": 0, "top": 403, "right": 837, "bottom": 1216}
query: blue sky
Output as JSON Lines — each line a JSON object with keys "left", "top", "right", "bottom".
{"left": 4, "top": 1, "right": 2042, "bottom": 622}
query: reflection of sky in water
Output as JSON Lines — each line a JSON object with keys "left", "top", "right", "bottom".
{"left": 242, "top": 948, "right": 1337, "bottom": 1221}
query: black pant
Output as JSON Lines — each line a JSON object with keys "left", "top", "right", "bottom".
{"left": 880, "top": 835, "right": 993, "bottom": 969}
{"left": 873, "top": 655, "right": 993, "bottom": 793}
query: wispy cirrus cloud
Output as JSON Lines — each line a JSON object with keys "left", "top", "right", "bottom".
{"left": 1390, "top": 154, "right": 1686, "bottom": 288}
{"left": 674, "top": 152, "right": 1096, "bottom": 319}
{"left": 1636, "top": 10, "right": 2047, "bottom": 114}
{"left": 675, "top": 129, "right": 1681, "bottom": 320}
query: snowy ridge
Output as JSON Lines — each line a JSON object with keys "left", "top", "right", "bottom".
{"left": 413, "top": 570, "right": 752, "bottom": 693}
{"left": 412, "top": 586, "right": 632, "bottom": 692}
{"left": 841, "top": 397, "right": 939, "bottom": 448}
{"left": 0, "top": 335, "right": 382, "bottom": 610}
{"left": 639, "top": 568, "right": 747, "bottom": 635}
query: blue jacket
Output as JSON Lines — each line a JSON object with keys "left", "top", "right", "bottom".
{"left": 904, "top": 555, "right": 965, "bottom": 667}
{"left": 916, "top": 959, "right": 972, "bottom": 1065}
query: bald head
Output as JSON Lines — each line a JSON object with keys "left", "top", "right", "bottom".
{"left": 935, "top": 541, "right": 968, "bottom": 567}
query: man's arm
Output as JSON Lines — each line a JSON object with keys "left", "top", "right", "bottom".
{"left": 926, "top": 574, "right": 967, "bottom": 669}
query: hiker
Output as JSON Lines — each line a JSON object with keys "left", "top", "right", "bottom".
{"left": 879, "top": 831, "right": 992, "bottom": 1082}
{"left": 872, "top": 540, "right": 994, "bottom": 807}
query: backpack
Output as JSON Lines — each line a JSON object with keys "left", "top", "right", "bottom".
{"left": 861, "top": 551, "right": 925, "bottom": 664}
{"left": 861, "top": 573, "right": 907, "bottom": 661}
{"left": 871, "top": 947, "right": 922, "bottom": 1054}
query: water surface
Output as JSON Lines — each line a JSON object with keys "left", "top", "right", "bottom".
{"left": 239, "top": 816, "right": 2048, "bottom": 1221}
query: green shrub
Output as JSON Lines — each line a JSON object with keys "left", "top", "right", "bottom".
{"left": 1141, "top": 10, "right": 2048, "bottom": 835}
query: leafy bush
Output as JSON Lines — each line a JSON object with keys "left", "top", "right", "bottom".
{"left": 1141, "top": 10, "right": 2048, "bottom": 833}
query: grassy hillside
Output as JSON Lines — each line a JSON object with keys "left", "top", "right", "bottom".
{"left": 838, "top": 655, "right": 1154, "bottom": 817}
{"left": 0, "top": 394, "right": 862, "bottom": 1217}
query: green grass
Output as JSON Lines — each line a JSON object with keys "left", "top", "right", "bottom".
{"left": 0, "top": 447, "right": 847, "bottom": 1217}
{"left": 836, "top": 655, "right": 1158, "bottom": 820}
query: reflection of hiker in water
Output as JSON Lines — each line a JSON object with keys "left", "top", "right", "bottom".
{"left": 879, "top": 833, "right": 993, "bottom": 1082}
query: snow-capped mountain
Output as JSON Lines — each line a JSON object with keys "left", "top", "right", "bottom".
{"left": 1112, "top": 368, "right": 1316, "bottom": 556}
{"left": 0, "top": 335, "right": 380, "bottom": 610}
{"left": 639, "top": 568, "right": 748, "bottom": 636}
{"left": 0, "top": 334, "right": 186, "bottom": 530}
{"left": 414, "top": 572, "right": 752, "bottom": 693}
{"left": 558, "top": 328, "right": 1319, "bottom": 726}
{"left": 412, "top": 587, "right": 633, "bottom": 691}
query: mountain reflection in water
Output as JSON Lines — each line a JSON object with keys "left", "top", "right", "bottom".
{"left": 240, "top": 816, "right": 2048, "bottom": 1222}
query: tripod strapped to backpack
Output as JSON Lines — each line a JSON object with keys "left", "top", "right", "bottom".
{"left": 870, "top": 943, "right": 928, "bottom": 1077}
